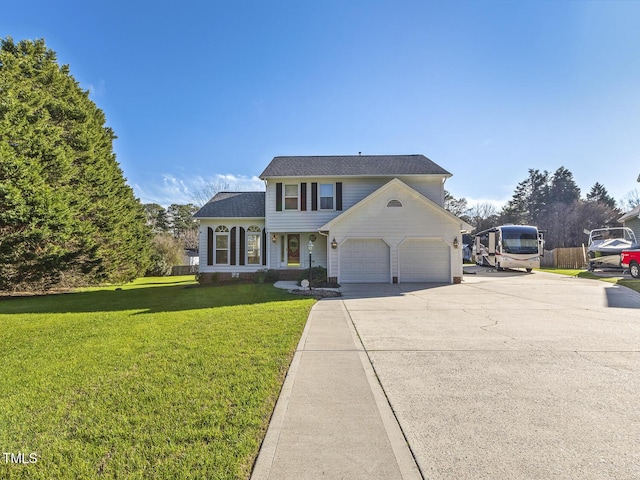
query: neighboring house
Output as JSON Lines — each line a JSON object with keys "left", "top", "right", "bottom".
{"left": 183, "top": 248, "right": 200, "bottom": 267}
{"left": 194, "top": 155, "right": 472, "bottom": 284}
{"left": 619, "top": 205, "right": 640, "bottom": 242}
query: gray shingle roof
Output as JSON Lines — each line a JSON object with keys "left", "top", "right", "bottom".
{"left": 193, "top": 192, "right": 265, "bottom": 218}
{"left": 259, "top": 154, "right": 451, "bottom": 178}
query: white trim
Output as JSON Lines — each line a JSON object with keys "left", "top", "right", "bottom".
{"left": 215, "top": 225, "right": 230, "bottom": 265}
{"left": 321, "top": 178, "right": 472, "bottom": 232}
{"left": 284, "top": 183, "right": 299, "bottom": 211}
{"left": 319, "top": 182, "right": 335, "bottom": 211}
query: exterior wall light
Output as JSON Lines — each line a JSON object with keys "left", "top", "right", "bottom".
{"left": 331, "top": 238, "right": 338, "bottom": 249}
{"left": 453, "top": 237, "right": 459, "bottom": 249}
{"left": 271, "top": 234, "right": 277, "bottom": 243}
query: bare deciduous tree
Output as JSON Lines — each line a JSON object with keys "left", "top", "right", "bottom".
{"left": 620, "top": 189, "right": 640, "bottom": 212}
{"left": 192, "top": 179, "right": 238, "bottom": 207}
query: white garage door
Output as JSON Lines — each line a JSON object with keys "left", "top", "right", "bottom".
{"left": 400, "top": 239, "right": 450, "bottom": 282}
{"left": 340, "top": 239, "right": 390, "bottom": 283}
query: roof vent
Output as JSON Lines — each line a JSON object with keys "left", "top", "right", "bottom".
{"left": 387, "top": 199, "right": 403, "bottom": 208}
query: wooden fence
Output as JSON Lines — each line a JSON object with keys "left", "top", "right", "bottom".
{"left": 540, "top": 247, "right": 587, "bottom": 269}
{"left": 171, "top": 265, "right": 199, "bottom": 276}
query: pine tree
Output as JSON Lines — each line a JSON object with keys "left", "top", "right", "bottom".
{"left": 549, "top": 166, "right": 580, "bottom": 204}
{"left": 501, "top": 169, "right": 549, "bottom": 225}
{"left": 586, "top": 182, "right": 617, "bottom": 209}
{"left": 0, "top": 37, "right": 151, "bottom": 290}
{"left": 144, "top": 203, "right": 170, "bottom": 233}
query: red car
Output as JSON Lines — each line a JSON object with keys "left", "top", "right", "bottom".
{"left": 621, "top": 248, "right": 640, "bottom": 278}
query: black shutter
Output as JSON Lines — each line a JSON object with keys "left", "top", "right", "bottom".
{"left": 311, "top": 182, "right": 318, "bottom": 211}
{"left": 230, "top": 227, "right": 237, "bottom": 265}
{"left": 239, "top": 227, "right": 246, "bottom": 266}
{"left": 276, "top": 183, "right": 282, "bottom": 211}
{"left": 300, "top": 183, "right": 307, "bottom": 211}
{"left": 262, "top": 229, "right": 267, "bottom": 266}
{"left": 207, "top": 227, "right": 213, "bottom": 266}
{"left": 336, "top": 182, "right": 343, "bottom": 211}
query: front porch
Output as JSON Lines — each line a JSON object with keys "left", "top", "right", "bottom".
{"left": 267, "top": 232, "right": 328, "bottom": 271}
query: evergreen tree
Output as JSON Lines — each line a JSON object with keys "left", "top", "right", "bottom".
{"left": 0, "top": 37, "right": 151, "bottom": 290}
{"left": 167, "top": 203, "right": 198, "bottom": 237}
{"left": 586, "top": 182, "right": 617, "bottom": 209}
{"left": 501, "top": 169, "right": 549, "bottom": 225}
{"left": 144, "top": 203, "right": 170, "bottom": 232}
{"left": 548, "top": 166, "right": 580, "bottom": 204}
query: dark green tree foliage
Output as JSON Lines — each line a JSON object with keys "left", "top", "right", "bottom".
{"left": 501, "top": 169, "right": 549, "bottom": 225}
{"left": 167, "top": 203, "right": 198, "bottom": 237}
{"left": 586, "top": 182, "right": 617, "bottom": 209}
{"left": 499, "top": 167, "right": 620, "bottom": 249}
{"left": 548, "top": 166, "right": 580, "bottom": 205}
{"left": 144, "top": 203, "right": 170, "bottom": 233}
{"left": 0, "top": 38, "right": 151, "bottom": 290}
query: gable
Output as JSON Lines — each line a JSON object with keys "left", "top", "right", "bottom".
{"left": 320, "top": 178, "right": 472, "bottom": 233}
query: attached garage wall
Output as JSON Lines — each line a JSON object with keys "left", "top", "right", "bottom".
{"left": 325, "top": 179, "right": 466, "bottom": 284}
{"left": 399, "top": 239, "right": 450, "bottom": 282}
{"left": 340, "top": 239, "right": 390, "bottom": 283}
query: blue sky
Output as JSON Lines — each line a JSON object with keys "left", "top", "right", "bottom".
{"left": 3, "top": 0, "right": 640, "bottom": 208}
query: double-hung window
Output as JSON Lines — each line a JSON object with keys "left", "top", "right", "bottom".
{"left": 247, "top": 225, "right": 261, "bottom": 265}
{"left": 320, "top": 183, "right": 334, "bottom": 210}
{"left": 215, "top": 226, "right": 229, "bottom": 264}
{"left": 284, "top": 184, "right": 298, "bottom": 210}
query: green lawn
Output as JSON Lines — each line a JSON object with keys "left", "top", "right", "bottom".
{"left": 0, "top": 277, "right": 315, "bottom": 479}
{"left": 540, "top": 268, "right": 640, "bottom": 294}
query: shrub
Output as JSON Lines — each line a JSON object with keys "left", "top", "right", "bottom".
{"left": 254, "top": 269, "right": 280, "bottom": 284}
{"left": 196, "top": 272, "right": 219, "bottom": 285}
{"left": 297, "top": 266, "right": 328, "bottom": 287}
{"left": 146, "top": 234, "right": 183, "bottom": 276}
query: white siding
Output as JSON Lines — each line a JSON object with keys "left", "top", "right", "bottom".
{"left": 267, "top": 233, "right": 327, "bottom": 270}
{"left": 264, "top": 176, "right": 446, "bottom": 233}
{"left": 197, "top": 219, "right": 265, "bottom": 273}
{"left": 625, "top": 218, "right": 640, "bottom": 244}
{"left": 325, "top": 182, "right": 463, "bottom": 283}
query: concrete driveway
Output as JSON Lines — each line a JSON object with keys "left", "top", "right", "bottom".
{"left": 341, "top": 269, "right": 640, "bottom": 480}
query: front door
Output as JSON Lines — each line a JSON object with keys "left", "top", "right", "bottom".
{"left": 287, "top": 234, "right": 300, "bottom": 266}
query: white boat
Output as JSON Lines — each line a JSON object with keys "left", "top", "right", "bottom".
{"left": 586, "top": 227, "right": 637, "bottom": 270}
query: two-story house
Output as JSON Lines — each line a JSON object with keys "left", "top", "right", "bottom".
{"left": 194, "top": 154, "right": 472, "bottom": 284}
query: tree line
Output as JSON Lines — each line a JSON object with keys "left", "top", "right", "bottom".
{"left": 446, "top": 167, "right": 638, "bottom": 250}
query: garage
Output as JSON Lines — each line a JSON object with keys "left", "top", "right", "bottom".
{"left": 340, "top": 239, "right": 390, "bottom": 283}
{"left": 399, "top": 238, "right": 450, "bottom": 282}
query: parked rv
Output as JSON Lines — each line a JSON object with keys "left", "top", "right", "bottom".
{"left": 474, "top": 225, "right": 544, "bottom": 272}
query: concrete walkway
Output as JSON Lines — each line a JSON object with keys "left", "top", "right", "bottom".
{"left": 251, "top": 296, "right": 421, "bottom": 480}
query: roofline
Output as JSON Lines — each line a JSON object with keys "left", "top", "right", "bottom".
{"left": 194, "top": 216, "right": 265, "bottom": 221}
{"left": 260, "top": 173, "right": 452, "bottom": 180}
{"left": 619, "top": 205, "right": 640, "bottom": 223}
{"left": 320, "top": 178, "right": 472, "bottom": 232}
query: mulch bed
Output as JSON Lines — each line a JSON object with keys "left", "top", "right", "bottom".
{"left": 289, "top": 289, "right": 341, "bottom": 298}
